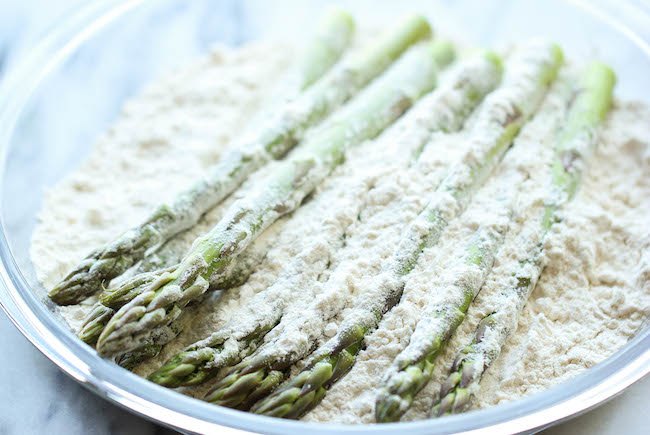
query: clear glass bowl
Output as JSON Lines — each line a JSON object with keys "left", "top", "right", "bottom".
{"left": 0, "top": 1, "right": 649, "bottom": 433}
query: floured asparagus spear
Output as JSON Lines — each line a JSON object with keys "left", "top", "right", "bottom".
{"left": 293, "top": 8, "right": 356, "bottom": 90}
{"left": 431, "top": 62, "right": 615, "bottom": 417}
{"left": 116, "top": 319, "right": 184, "bottom": 370}
{"left": 374, "top": 152, "right": 545, "bottom": 422}
{"left": 96, "top": 39, "right": 454, "bottom": 359}
{"left": 77, "top": 240, "right": 266, "bottom": 344}
{"left": 374, "top": 209, "right": 510, "bottom": 422}
{"left": 50, "top": 12, "right": 430, "bottom": 305}
{"left": 208, "top": 40, "right": 563, "bottom": 418}
{"left": 147, "top": 50, "right": 503, "bottom": 389}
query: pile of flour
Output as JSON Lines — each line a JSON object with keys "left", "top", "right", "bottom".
{"left": 31, "top": 37, "right": 650, "bottom": 424}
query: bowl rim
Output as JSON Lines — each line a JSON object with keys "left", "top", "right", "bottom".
{"left": 0, "top": 1, "right": 649, "bottom": 434}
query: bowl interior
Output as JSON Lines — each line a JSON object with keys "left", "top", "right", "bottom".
{"left": 0, "top": 1, "right": 649, "bottom": 434}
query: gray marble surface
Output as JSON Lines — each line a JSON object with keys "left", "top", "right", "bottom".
{"left": 0, "top": 1, "right": 648, "bottom": 434}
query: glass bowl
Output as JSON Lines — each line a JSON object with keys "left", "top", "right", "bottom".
{"left": 0, "top": 1, "right": 648, "bottom": 433}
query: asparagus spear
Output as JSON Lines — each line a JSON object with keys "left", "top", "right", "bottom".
{"left": 77, "top": 257, "right": 257, "bottom": 345}
{"left": 148, "top": 52, "right": 504, "bottom": 388}
{"left": 374, "top": 183, "right": 518, "bottom": 422}
{"left": 78, "top": 236, "right": 267, "bottom": 344}
{"left": 116, "top": 319, "right": 183, "bottom": 370}
{"left": 117, "top": 269, "right": 250, "bottom": 371}
{"left": 96, "top": 40, "right": 453, "bottom": 359}
{"left": 212, "top": 40, "right": 564, "bottom": 418}
{"left": 431, "top": 62, "right": 615, "bottom": 417}
{"left": 294, "top": 8, "right": 356, "bottom": 90}
{"left": 409, "top": 51, "right": 503, "bottom": 158}
{"left": 49, "top": 12, "right": 428, "bottom": 305}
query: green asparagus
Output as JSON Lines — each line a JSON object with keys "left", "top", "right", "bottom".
{"left": 410, "top": 51, "right": 503, "bottom": 159}
{"left": 431, "top": 62, "right": 615, "bottom": 417}
{"left": 247, "top": 342, "right": 361, "bottom": 418}
{"left": 116, "top": 319, "right": 183, "bottom": 370}
{"left": 214, "top": 41, "right": 564, "bottom": 419}
{"left": 50, "top": 12, "right": 429, "bottom": 305}
{"left": 96, "top": 39, "right": 453, "bottom": 359}
{"left": 374, "top": 182, "right": 518, "bottom": 422}
{"left": 148, "top": 52, "right": 504, "bottom": 388}
{"left": 78, "top": 238, "right": 266, "bottom": 344}
{"left": 295, "top": 8, "right": 356, "bottom": 90}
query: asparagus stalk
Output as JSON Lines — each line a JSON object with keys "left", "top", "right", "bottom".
{"left": 294, "top": 8, "right": 356, "bottom": 90}
{"left": 147, "top": 306, "right": 278, "bottom": 387}
{"left": 374, "top": 185, "right": 516, "bottom": 422}
{"left": 96, "top": 40, "right": 453, "bottom": 359}
{"left": 116, "top": 319, "right": 183, "bottom": 370}
{"left": 431, "top": 62, "right": 615, "bottom": 417}
{"left": 148, "top": 52, "right": 504, "bottom": 388}
{"left": 410, "top": 51, "right": 503, "bottom": 158}
{"left": 49, "top": 13, "right": 429, "bottom": 305}
{"left": 116, "top": 257, "right": 261, "bottom": 370}
{"left": 212, "top": 40, "right": 564, "bottom": 418}
{"left": 78, "top": 237, "right": 267, "bottom": 344}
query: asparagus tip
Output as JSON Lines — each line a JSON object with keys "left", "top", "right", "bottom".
{"left": 401, "top": 13, "right": 433, "bottom": 39}
{"left": 483, "top": 51, "right": 503, "bottom": 74}
{"left": 430, "top": 39, "right": 457, "bottom": 67}
{"left": 322, "top": 7, "right": 355, "bottom": 32}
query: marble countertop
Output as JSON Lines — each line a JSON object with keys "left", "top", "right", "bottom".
{"left": 0, "top": 1, "right": 648, "bottom": 434}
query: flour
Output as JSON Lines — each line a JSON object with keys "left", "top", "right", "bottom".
{"left": 30, "top": 36, "right": 650, "bottom": 425}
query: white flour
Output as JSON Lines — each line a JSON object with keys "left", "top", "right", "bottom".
{"left": 31, "top": 38, "right": 650, "bottom": 424}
